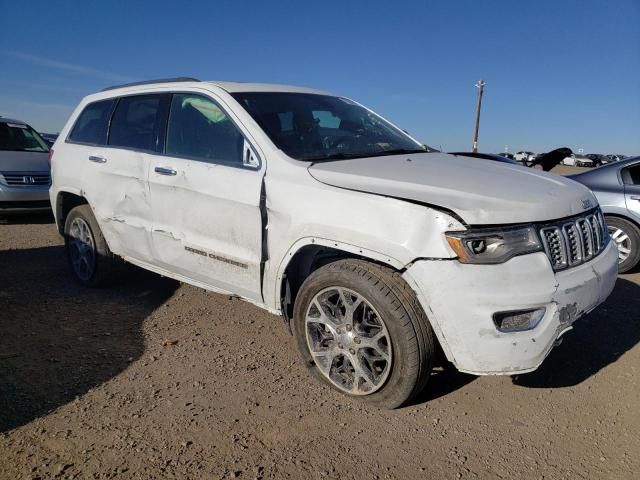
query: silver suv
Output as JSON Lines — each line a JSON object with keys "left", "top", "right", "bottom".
{"left": 0, "top": 117, "right": 51, "bottom": 214}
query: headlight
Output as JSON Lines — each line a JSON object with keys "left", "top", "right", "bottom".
{"left": 445, "top": 225, "right": 542, "bottom": 264}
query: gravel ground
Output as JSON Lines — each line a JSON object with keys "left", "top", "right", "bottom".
{"left": 1, "top": 165, "right": 639, "bottom": 479}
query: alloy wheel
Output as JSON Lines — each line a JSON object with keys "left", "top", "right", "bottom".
{"left": 69, "top": 217, "right": 96, "bottom": 281}
{"left": 305, "top": 287, "right": 392, "bottom": 395}
{"left": 609, "top": 225, "right": 632, "bottom": 263}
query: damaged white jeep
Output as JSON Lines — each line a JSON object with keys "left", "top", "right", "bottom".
{"left": 50, "top": 78, "right": 618, "bottom": 408}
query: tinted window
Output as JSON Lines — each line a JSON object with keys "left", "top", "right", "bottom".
{"left": 232, "top": 92, "right": 425, "bottom": 161}
{"left": 109, "top": 95, "right": 164, "bottom": 151}
{"left": 627, "top": 165, "right": 640, "bottom": 185}
{"left": 68, "top": 99, "right": 115, "bottom": 145}
{"left": 0, "top": 122, "right": 49, "bottom": 152}
{"left": 166, "top": 94, "right": 244, "bottom": 165}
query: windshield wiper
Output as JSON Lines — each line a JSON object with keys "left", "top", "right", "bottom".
{"left": 367, "top": 148, "right": 428, "bottom": 157}
{"left": 304, "top": 152, "right": 369, "bottom": 162}
{"left": 305, "top": 148, "right": 428, "bottom": 163}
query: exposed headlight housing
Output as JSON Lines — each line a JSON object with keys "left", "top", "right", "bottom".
{"left": 445, "top": 225, "right": 542, "bottom": 264}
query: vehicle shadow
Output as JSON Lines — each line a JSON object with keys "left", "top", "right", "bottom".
{"left": 416, "top": 367, "right": 476, "bottom": 404}
{"left": 0, "top": 212, "right": 55, "bottom": 225}
{"left": 513, "top": 277, "right": 640, "bottom": 388}
{"left": 0, "top": 245, "right": 178, "bottom": 433}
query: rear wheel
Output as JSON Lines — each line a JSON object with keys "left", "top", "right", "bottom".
{"left": 64, "top": 205, "right": 125, "bottom": 286}
{"left": 605, "top": 216, "right": 640, "bottom": 273}
{"left": 292, "top": 259, "right": 435, "bottom": 409}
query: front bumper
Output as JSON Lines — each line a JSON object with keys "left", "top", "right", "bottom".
{"left": 0, "top": 184, "right": 51, "bottom": 212}
{"left": 404, "top": 240, "right": 618, "bottom": 375}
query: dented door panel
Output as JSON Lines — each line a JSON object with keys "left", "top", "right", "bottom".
{"left": 84, "top": 147, "right": 154, "bottom": 262}
{"left": 147, "top": 156, "right": 264, "bottom": 302}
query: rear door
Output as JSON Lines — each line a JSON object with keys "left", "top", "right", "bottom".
{"left": 68, "top": 94, "right": 169, "bottom": 263}
{"left": 100, "top": 94, "right": 170, "bottom": 262}
{"left": 147, "top": 92, "right": 265, "bottom": 302}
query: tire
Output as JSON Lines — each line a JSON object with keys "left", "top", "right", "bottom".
{"left": 64, "top": 204, "right": 125, "bottom": 286}
{"left": 605, "top": 216, "right": 640, "bottom": 273}
{"left": 292, "top": 259, "right": 435, "bottom": 409}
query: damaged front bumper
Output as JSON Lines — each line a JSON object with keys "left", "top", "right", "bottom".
{"left": 404, "top": 240, "right": 618, "bottom": 375}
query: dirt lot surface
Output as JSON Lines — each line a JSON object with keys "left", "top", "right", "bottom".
{"left": 1, "top": 166, "right": 639, "bottom": 479}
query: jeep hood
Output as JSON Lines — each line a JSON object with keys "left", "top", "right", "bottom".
{"left": 308, "top": 153, "right": 597, "bottom": 225}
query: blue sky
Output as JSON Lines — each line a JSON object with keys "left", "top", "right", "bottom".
{"left": 1, "top": 0, "right": 638, "bottom": 154}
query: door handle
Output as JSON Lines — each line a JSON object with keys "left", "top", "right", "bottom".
{"left": 630, "top": 196, "right": 640, "bottom": 201}
{"left": 88, "top": 155, "right": 107, "bottom": 163}
{"left": 154, "top": 167, "right": 177, "bottom": 176}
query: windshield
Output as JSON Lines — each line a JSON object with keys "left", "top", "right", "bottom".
{"left": 232, "top": 92, "right": 426, "bottom": 161}
{"left": 0, "top": 122, "right": 49, "bottom": 152}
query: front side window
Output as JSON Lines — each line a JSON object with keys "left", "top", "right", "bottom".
{"left": 0, "top": 122, "right": 49, "bottom": 152}
{"left": 108, "top": 95, "right": 164, "bottom": 151}
{"left": 68, "top": 99, "right": 115, "bottom": 145}
{"left": 232, "top": 92, "right": 425, "bottom": 161}
{"left": 165, "top": 94, "right": 244, "bottom": 165}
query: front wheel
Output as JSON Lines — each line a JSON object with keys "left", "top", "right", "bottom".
{"left": 292, "top": 259, "right": 435, "bottom": 409}
{"left": 606, "top": 216, "right": 640, "bottom": 273}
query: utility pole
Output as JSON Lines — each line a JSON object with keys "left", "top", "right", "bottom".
{"left": 472, "top": 80, "right": 486, "bottom": 153}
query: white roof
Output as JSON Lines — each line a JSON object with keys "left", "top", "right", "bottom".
{"left": 95, "top": 79, "right": 331, "bottom": 97}
{"left": 204, "top": 81, "right": 330, "bottom": 95}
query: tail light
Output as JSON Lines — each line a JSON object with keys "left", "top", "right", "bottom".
{"left": 48, "top": 148, "right": 54, "bottom": 166}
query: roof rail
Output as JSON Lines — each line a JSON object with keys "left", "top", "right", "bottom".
{"left": 101, "top": 77, "right": 200, "bottom": 92}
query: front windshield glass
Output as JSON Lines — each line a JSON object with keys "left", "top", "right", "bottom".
{"left": 232, "top": 92, "right": 426, "bottom": 161}
{"left": 0, "top": 122, "right": 49, "bottom": 152}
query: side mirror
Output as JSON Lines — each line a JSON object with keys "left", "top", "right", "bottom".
{"left": 243, "top": 139, "right": 260, "bottom": 168}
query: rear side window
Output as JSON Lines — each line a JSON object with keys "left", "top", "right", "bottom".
{"left": 625, "top": 165, "right": 640, "bottom": 185}
{"left": 165, "top": 94, "right": 244, "bottom": 166}
{"left": 108, "top": 95, "right": 164, "bottom": 152}
{"left": 68, "top": 99, "right": 115, "bottom": 145}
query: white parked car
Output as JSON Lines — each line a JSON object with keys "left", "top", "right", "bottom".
{"left": 563, "top": 154, "right": 594, "bottom": 167}
{"left": 526, "top": 152, "right": 540, "bottom": 165}
{"left": 50, "top": 79, "right": 618, "bottom": 408}
{"left": 513, "top": 151, "right": 533, "bottom": 163}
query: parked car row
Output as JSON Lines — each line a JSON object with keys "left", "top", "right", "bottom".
{"left": 506, "top": 151, "right": 631, "bottom": 168}
{"left": 39, "top": 132, "right": 59, "bottom": 147}
{"left": 564, "top": 153, "right": 630, "bottom": 167}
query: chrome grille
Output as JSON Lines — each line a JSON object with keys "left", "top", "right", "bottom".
{"left": 539, "top": 209, "right": 608, "bottom": 271}
{"left": 541, "top": 227, "right": 567, "bottom": 269}
{"left": 0, "top": 171, "right": 51, "bottom": 186}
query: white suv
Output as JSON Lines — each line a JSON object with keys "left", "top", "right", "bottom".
{"left": 50, "top": 78, "right": 618, "bottom": 408}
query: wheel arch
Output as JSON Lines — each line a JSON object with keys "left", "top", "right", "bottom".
{"left": 276, "top": 237, "right": 405, "bottom": 331}
{"left": 55, "top": 189, "right": 89, "bottom": 234}
{"left": 603, "top": 211, "right": 640, "bottom": 232}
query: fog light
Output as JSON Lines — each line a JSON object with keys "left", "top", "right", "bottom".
{"left": 493, "top": 308, "right": 546, "bottom": 332}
